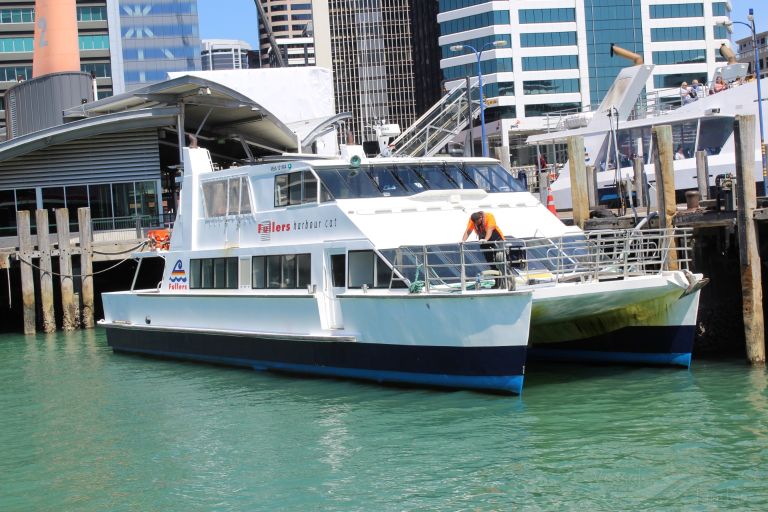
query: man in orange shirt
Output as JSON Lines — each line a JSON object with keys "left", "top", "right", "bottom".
{"left": 462, "top": 210, "right": 505, "bottom": 262}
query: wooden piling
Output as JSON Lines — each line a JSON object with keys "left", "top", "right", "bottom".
{"left": 733, "top": 115, "right": 765, "bottom": 365}
{"left": 78, "top": 208, "right": 94, "bottom": 329}
{"left": 568, "top": 135, "right": 589, "bottom": 229}
{"left": 35, "top": 209, "right": 56, "bottom": 333}
{"left": 586, "top": 165, "right": 597, "bottom": 208}
{"left": 695, "top": 150, "right": 710, "bottom": 200}
{"left": 16, "top": 211, "right": 35, "bottom": 335}
{"left": 55, "top": 208, "right": 79, "bottom": 331}
{"left": 652, "top": 125, "right": 678, "bottom": 270}
{"left": 633, "top": 157, "right": 646, "bottom": 207}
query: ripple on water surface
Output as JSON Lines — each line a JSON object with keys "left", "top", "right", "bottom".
{"left": 0, "top": 330, "right": 766, "bottom": 511}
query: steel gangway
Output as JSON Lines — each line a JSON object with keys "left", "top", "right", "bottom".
{"left": 388, "top": 79, "right": 481, "bottom": 157}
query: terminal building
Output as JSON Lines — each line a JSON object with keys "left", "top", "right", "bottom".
{"left": 438, "top": 0, "right": 733, "bottom": 164}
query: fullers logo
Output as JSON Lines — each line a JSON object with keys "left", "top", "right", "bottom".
{"left": 257, "top": 220, "right": 291, "bottom": 241}
{"left": 168, "top": 259, "right": 188, "bottom": 290}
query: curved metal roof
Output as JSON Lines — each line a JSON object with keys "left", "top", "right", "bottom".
{"left": 61, "top": 74, "right": 300, "bottom": 153}
{"left": 0, "top": 107, "right": 179, "bottom": 162}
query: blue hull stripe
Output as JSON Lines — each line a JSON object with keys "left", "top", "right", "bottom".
{"left": 106, "top": 327, "right": 527, "bottom": 394}
{"left": 529, "top": 325, "right": 695, "bottom": 368}
{"left": 527, "top": 349, "right": 691, "bottom": 368}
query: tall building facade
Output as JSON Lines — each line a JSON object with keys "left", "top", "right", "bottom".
{"left": 107, "top": 0, "right": 201, "bottom": 93}
{"left": 409, "top": 0, "right": 442, "bottom": 117}
{"left": 258, "top": 0, "right": 315, "bottom": 67}
{"left": 438, "top": 0, "right": 732, "bottom": 156}
{"left": 326, "top": 0, "right": 417, "bottom": 144}
{"left": 202, "top": 39, "right": 255, "bottom": 70}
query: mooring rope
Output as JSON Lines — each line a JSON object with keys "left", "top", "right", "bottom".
{"left": 15, "top": 240, "right": 150, "bottom": 279}
{"left": 92, "top": 240, "right": 150, "bottom": 256}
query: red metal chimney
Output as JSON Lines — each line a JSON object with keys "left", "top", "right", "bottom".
{"left": 32, "top": 0, "right": 80, "bottom": 77}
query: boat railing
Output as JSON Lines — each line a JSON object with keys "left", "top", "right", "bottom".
{"left": 387, "top": 227, "right": 693, "bottom": 293}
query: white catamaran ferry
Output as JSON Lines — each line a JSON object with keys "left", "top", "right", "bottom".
{"left": 101, "top": 144, "right": 706, "bottom": 394}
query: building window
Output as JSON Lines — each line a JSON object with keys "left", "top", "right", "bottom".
{"left": 0, "top": 37, "right": 33, "bottom": 53}
{"left": 523, "top": 79, "right": 580, "bottom": 95}
{"left": 520, "top": 32, "right": 577, "bottom": 48}
{"left": 77, "top": 6, "right": 107, "bottom": 22}
{"left": 439, "top": 0, "right": 492, "bottom": 12}
{"left": 442, "top": 58, "right": 513, "bottom": 81}
{"left": 484, "top": 81, "right": 515, "bottom": 97}
{"left": 713, "top": 25, "right": 729, "bottom": 39}
{"left": 653, "top": 72, "right": 708, "bottom": 89}
{"left": 81, "top": 62, "right": 111, "bottom": 78}
{"left": 439, "top": 10, "right": 510, "bottom": 36}
{"left": 78, "top": 35, "right": 110, "bottom": 50}
{"left": 649, "top": 3, "right": 703, "bottom": 19}
{"left": 712, "top": 2, "right": 729, "bottom": 16}
{"left": 521, "top": 55, "right": 578, "bottom": 71}
{"left": 190, "top": 257, "right": 238, "bottom": 290}
{"left": 650, "top": 27, "right": 705, "bottom": 42}
{"left": 441, "top": 34, "right": 511, "bottom": 59}
{"left": 0, "top": 65, "right": 31, "bottom": 81}
{"left": 202, "top": 176, "right": 252, "bottom": 218}
{"left": 524, "top": 102, "right": 581, "bottom": 117}
{"left": 274, "top": 171, "right": 318, "bottom": 207}
{"left": 652, "top": 49, "right": 706, "bottom": 65}
{"left": 252, "top": 254, "right": 311, "bottom": 289}
{"left": 0, "top": 8, "right": 34, "bottom": 24}
{"left": 519, "top": 8, "right": 575, "bottom": 24}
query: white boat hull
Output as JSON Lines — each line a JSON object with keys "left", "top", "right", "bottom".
{"left": 102, "top": 290, "right": 533, "bottom": 394}
{"left": 528, "top": 272, "right": 702, "bottom": 366}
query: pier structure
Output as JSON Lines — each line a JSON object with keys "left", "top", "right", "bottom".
{"left": 565, "top": 116, "right": 767, "bottom": 364}
{"left": 0, "top": 207, "right": 151, "bottom": 334}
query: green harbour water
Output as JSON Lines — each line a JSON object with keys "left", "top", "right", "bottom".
{"left": 1, "top": 329, "right": 767, "bottom": 511}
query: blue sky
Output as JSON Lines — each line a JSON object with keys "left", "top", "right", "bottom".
{"left": 197, "top": 0, "right": 765, "bottom": 50}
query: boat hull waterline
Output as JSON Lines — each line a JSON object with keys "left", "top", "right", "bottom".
{"left": 103, "top": 290, "right": 533, "bottom": 394}
{"left": 528, "top": 273, "right": 702, "bottom": 367}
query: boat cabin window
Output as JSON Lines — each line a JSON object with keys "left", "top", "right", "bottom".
{"left": 330, "top": 254, "right": 346, "bottom": 287}
{"left": 189, "top": 257, "right": 238, "bottom": 289}
{"left": 348, "top": 250, "right": 405, "bottom": 289}
{"left": 671, "top": 121, "right": 697, "bottom": 159}
{"left": 314, "top": 162, "right": 525, "bottom": 199}
{"left": 274, "top": 171, "right": 318, "bottom": 207}
{"left": 697, "top": 117, "right": 733, "bottom": 155}
{"left": 252, "top": 253, "right": 311, "bottom": 289}
{"left": 202, "top": 176, "right": 252, "bottom": 217}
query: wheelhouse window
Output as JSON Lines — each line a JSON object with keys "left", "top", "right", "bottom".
{"left": 202, "top": 176, "right": 252, "bottom": 218}
{"left": 252, "top": 253, "right": 311, "bottom": 289}
{"left": 314, "top": 162, "right": 525, "bottom": 199}
{"left": 189, "top": 257, "right": 238, "bottom": 289}
{"left": 274, "top": 171, "right": 318, "bottom": 207}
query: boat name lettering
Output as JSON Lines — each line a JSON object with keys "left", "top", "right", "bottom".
{"left": 294, "top": 218, "right": 337, "bottom": 230}
{"left": 258, "top": 221, "right": 291, "bottom": 234}
{"left": 270, "top": 163, "right": 293, "bottom": 172}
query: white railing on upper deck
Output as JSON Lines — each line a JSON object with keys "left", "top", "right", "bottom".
{"left": 386, "top": 228, "right": 693, "bottom": 293}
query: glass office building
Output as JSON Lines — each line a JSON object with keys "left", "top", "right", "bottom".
{"left": 438, "top": 0, "right": 732, "bottom": 158}
{"left": 107, "top": 0, "right": 202, "bottom": 92}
